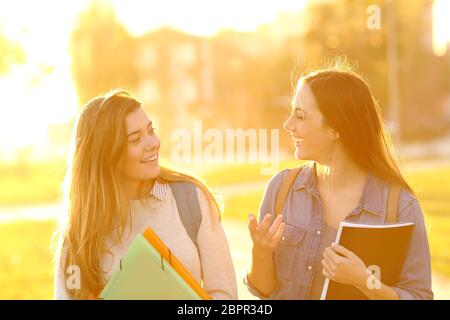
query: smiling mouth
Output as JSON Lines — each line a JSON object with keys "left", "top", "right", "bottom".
{"left": 140, "top": 154, "right": 158, "bottom": 163}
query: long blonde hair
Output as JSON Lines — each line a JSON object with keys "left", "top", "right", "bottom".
{"left": 53, "top": 90, "right": 220, "bottom": 299}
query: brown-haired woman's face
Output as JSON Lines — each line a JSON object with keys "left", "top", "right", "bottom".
{"left": 123, "top": 107, "right": 160, "bottom": 182}
{"left": 283, "top": 83, "right": 338, "bottom": 163}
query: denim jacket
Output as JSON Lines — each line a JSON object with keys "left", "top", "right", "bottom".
{"left": 245, "top": 162, "right": 433, "bottom": 300}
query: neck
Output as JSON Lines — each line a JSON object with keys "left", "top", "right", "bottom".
{"left": 315, "top": 145, "right": 367, "bottom": 192}
{"left": 126, "top": 180, "right": 140, "bottom": 200}
{"left": 124, "top": 179, "right": 155, "bottom": 200}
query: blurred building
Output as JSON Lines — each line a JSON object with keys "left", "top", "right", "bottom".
{"left": 133, "top": 27, "right": 285, "bottom": 146}
{"left": 134, "top": 28, "right": 215, "bottom": 152}
{"left": 95, "top": 0, "right": 449, "bottom": 152}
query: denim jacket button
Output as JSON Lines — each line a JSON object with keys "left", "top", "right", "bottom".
{"left": 317, "top": 230, "right": 321, "bottom": 235}
{"left": 308, "top": 265, "right": 312, "bottom": 270}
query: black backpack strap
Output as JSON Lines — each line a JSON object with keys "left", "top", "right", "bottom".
{"left": 169, "top": 181, "right": 202, "bottom": 246}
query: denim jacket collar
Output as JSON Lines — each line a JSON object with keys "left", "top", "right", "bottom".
{"left": 293, "top": 161, "right": 384, "bottom": 217}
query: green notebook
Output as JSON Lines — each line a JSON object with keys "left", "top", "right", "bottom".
{"left": 99, "top": 234, "right": 202, "bottom": 300}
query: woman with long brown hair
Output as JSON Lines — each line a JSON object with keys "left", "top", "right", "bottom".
{"left": 53, "top": 90, "right": 237, "bottom": 299}
{"left": 245, "top": 67, "right": 433, "bottom": 300}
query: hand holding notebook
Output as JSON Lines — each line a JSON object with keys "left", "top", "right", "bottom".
{"left": 321, "top": 221, "right": 415, "bottom": 300}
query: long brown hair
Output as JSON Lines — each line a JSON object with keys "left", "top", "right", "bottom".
{"left": 53, "top": 90, "right": 221, "bottom": 299}
{"left": 299, "top": 69, "right": 413, "bottom": 193}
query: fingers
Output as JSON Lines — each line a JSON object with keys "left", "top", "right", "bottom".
{"left": 331, "top": 243, "right": 355, "bottom": 259}
{"left": 266, "top": 214, "right": 283, "bottom": 239}
{"left": 262, "top": 214, "right": 285, "bottom": 248}
{"left": 248, "top": 213, "right": 257, "bottom": 235}
{"left": 249, "top": 213, "right": 285, "bottom": 251}
{"left": 270, "top": 221, "right": 286, "bottom": 248}
{"left": 322, "top": 254, "right": 335, "bottom": 280}
{"left": 322, "top": 253, "right": 337, "bottom": 276}
{"left": 321, "top": 257, "right": 336, "bottom": 276}
{"left": 256, "top": 213, "right": 273, "bottom": 235}
{"left": 323, "top": 246, "right": 343, "bottom": 266}
{"left": 322, "top": 266, "right": 334, "bottom": 280}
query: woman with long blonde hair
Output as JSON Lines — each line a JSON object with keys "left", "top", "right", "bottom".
{"left": 53, "top": 90, "right": 237, "bottom": 299}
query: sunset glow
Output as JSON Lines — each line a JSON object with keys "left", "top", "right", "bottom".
{"left": 0, "top": 0, "right": 448, "bottom": 159}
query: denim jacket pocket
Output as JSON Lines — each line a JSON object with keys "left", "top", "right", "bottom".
{"left": 274, "top": 224, "right": 307, "bottom": 281}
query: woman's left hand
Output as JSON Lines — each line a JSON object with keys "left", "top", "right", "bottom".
{"left": 321, "top": 243, "right": 369, "bottom": 288}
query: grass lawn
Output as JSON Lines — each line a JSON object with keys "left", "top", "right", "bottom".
{"left": 406, "top": 168, "right": 450, "bottom": 278}
{"left": 0, "top": 164, "right": 449, "bottom": 299}
{"left": 0, "top": 162, "right": 66, "bottom": 206}
{"left": 0, "top": 160, "right": 303, "bottom": 207}
{"left": 0, "top": 221, "right": 56, "bottom": 299}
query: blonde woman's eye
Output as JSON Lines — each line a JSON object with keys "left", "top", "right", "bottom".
{"left": 130, "top": 137, "right": 140, "bottom": 143}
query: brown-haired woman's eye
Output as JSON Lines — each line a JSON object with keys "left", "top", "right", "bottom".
{"left": 296, "top": 112, "right": 306, "bottom": 120}
{"left": 130, "top": 137, "right": 140, "bottom": 143}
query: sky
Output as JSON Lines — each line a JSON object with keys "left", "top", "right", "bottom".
{"left": 110, "top": 0, "right": 308, "bottom": 37}
{"left": 0, "top": 0, "right": 448, "bottom": 158}
{"left": 432, "top": 0, "right": 450, "bottom": 56}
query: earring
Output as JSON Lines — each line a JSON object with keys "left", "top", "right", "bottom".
{"left": 329, "top": 129, "right": 339, "bottom": 139}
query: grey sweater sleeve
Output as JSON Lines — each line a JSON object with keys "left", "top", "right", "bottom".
{"left": 195, "top": 187, "right": 238, "bottom": 300}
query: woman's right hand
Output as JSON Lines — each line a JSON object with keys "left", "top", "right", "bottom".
{"left": 248, "top": 213, "right": 285, "bottom": 259}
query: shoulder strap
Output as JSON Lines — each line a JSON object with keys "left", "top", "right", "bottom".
{"left": 386, "top": 184, "right": 401, "bottom": 223}
{"left": 275, "top": 167, "right": 303, "bottom": 216}
{"left": 274, "top": 167, "right": 401, "bottom": 222}
{"left": 169, "top": 182, "right": 202, "bottom": 246}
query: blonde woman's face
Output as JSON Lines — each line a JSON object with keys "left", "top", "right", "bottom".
{"left": 283, "top": 83, "right": 337, "bottom": 163}
{"left": 123, "top": 107, "right": 161, "bottom": 182}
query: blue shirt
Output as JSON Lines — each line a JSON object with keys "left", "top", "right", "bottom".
{"left": 245, "top": 162, "right": 433, "bottom": 300}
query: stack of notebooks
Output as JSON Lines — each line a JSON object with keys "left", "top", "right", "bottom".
{"left": 99, "top": 228, "right": 210, "bottom": 300}
{"left": 320, "top": 221, "right": 415, "bottom": 300}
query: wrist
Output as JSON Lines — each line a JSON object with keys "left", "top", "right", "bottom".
{"left": 353, "top": 268, "right": 370, "bottom": 291}
{"left": 252, "top": 247, "right": 273, "bottom": 260}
